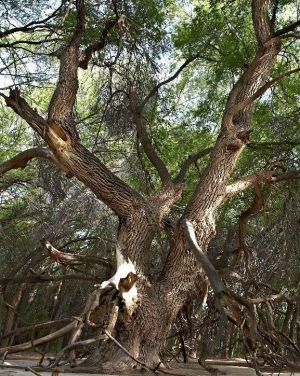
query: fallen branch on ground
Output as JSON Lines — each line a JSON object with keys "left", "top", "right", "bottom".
{"left": 0, "top": 321, "right": 77, "bottom": 356}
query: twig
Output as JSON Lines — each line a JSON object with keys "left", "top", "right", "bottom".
{"left": 105, "top": 330, "right": 206, "bottom": 376}
{"left": 0, "top": 364, "right": 42, "bottom": 376}
{"left": 25, "top": 367, "right": 43, "bottom": 376}
{"left": 104, "top": 330, "right": 151, "bottom": 370}
{"left": 51, "top": 335, "right": 105, "bottom": 367}
{"left": 1, "top": 351, "right": 8, "bottom": 363}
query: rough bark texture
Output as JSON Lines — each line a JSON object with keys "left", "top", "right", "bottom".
{"left": 1, "top": 0, "right": 294, "bottom": 373}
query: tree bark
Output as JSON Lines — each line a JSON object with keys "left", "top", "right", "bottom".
{"left": 1, "top": 0, "right": 293, "bottom": 373}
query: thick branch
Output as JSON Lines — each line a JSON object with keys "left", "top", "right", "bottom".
{"left": 274, "top": 20, "right": 300, "bottom": 37}
{"left": 129, "top": 87, "right": 171, "bottom": 185}
{"left": 0, "top": 321, "right": 77, "bottom": 356}
{"left": 222, "top": 2, "right": 281, "bottom": 132}
{"left": 1, "top": 89, "right": 144, "bottom": 217}
{"left": 182, "top": 219, "right": 228, "bottom": 297}
{"left": 0, "top": 89, "right": 48, "bottom": 138}
{"left": 0, "top": 319, "right": 71, "bottom": 342}
{"left": 223, "top": 37, "right": 281, "bottom": 130}
{"left": 174, "top": 147, "right": 213, "bottom": 183}
{"left": 225, "top": 169, "right": 300, "bottom": 200}
{"left": 48, "top": 0, "right": 86, "bottom": 123}
{"left": 0, "top": 148, "right": 68, "bottom": 175}
{"left": 252, "top": 0, "right": 274, "bottom": 46}
{"left": 230, "top": 67, "right": 300, "bottom": 116}
{"left": 79, "top": 17, "right": 119, "bottom": 69}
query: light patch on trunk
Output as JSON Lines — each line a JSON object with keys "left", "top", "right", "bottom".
{"left": 100, "top": 248, "right": 138, "bottom": 317}
{"left": 103, "top": 260, "right": 136, "bottom": 288}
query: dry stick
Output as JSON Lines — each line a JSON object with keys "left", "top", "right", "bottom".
{"left": 1, "top": 351, "right": 8, "bottom": 363}
{"left": 0, "top": 364, "right": 42, "bottom": 376}
{"left": 66, "top": 287, "right": 103, "bottom": 367}
{"left": 51, "top": 335, "right": 106, "bottom": 367}
{"left": 104, "top": 330, "right": 187, "bottom": 376}
{"left": 25, "top": 367, "right": 43, "bottom": 376}
{"left": 103, "top": 330, "right": 153, "bottom": 371}
{"left": 104, "top": 298, "right": 119, "bottom": 336}
{"left": 183, "top": 219, "right": 259, "bottom": 346}
{"left": 0, "top": 321, "right": 77, "bottom": 356}
{"left": 233, "top": 182, "right": 263, "bottom": 278}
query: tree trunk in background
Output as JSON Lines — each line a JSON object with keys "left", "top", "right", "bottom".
{"left": 1, "top": 284, "right": 25, "bottom": 347}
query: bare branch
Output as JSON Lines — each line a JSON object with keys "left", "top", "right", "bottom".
{"left": 0, "top": 321, "right": 77, "bottom": 356}
{"left": 42, "top": 239, "right": 112, "bottom": 268}
{"left": 129, "top": 87, "right": 171, "bottom": 185}
{"left": 230, "top": 67, "right": 300, "bottom": 116}
{"left": 139, "top": 55, "right": 200, "bottom": 112}
{"left": 0, "top": 319, "right": 71, "bottom": 343}
{"left": 174, "top": 148, "right": 213, "bottom": 183}
{"left": 0, "top": 274, "right": 102, "bottom": 287}
{"left": 0, "top": 89, "right": 48, "bottom": 139}
{"left": 183, "top": 219, "right": 258, "bottom": 350}
{"left": 274, "top": 20, "right": 300, "bottom": 37}
{"left": 1, "top": 364, "right": 43, "bottom": 376}
{"left": 225, "top": 169, "right": 300, "bottom": 200}
{"left": 104, "top": 330, "right": 157, "bottom": 372}
{"left": 51, "top": 334, "right": 105, "bottom": 367}
{"left": 270, "top": 0, "right": 279, "bottom": 25}
{"left": 0, "top": 4, "right": 63, "bottom": 38}
{"left": 0, "top": 38, "right": 58, "bottom": 49}
{"left": 0, "top": 147, "right": 68, "bottom": 175}
{"left": 182, "top": 219, "right": 228, "bottom": 297}
{"left": 79, "top": 17, "right": 119, "bottom": 69}
{"left": 248, "top": 140, "right": 300, "bottom": 149}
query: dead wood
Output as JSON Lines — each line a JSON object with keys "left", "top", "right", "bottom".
{"left": 51, "top": 335, "right": 106, "bottom": 367}
{"left": 0, "top": 364, "right": 42, "bottom": 376}
{"left": 0, "top": 319, "right": 71, "bottom": 343}
{"left": 0, "top": 274, "right": 102, "bottom": 287}
{"left": 42, "top": 239, "right": 111, "bottom": 268}
{"left": 0, "top": 321, "right": 77, "bottom": 357}
{"left": 104, "top": 329, "right": 160, "bottom": 373}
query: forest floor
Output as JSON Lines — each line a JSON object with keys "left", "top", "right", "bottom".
{"left": 0, "top": 354, "right": 299, "bottom": 376}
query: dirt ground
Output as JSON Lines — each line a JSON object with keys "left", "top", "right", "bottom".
{"left": 0, "top": 355, "right": 299, "bottom": 376}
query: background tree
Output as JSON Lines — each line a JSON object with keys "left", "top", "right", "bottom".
{"left": 1, "top": 0, "right": 300, "bottom": 374}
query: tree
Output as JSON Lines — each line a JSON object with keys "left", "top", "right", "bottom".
{"left": 1, "top": 0, "right": 300, "bottom": 373}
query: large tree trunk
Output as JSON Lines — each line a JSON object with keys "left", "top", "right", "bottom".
{"left": 81, "top": 219, "right": 209, "bottom": 372}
